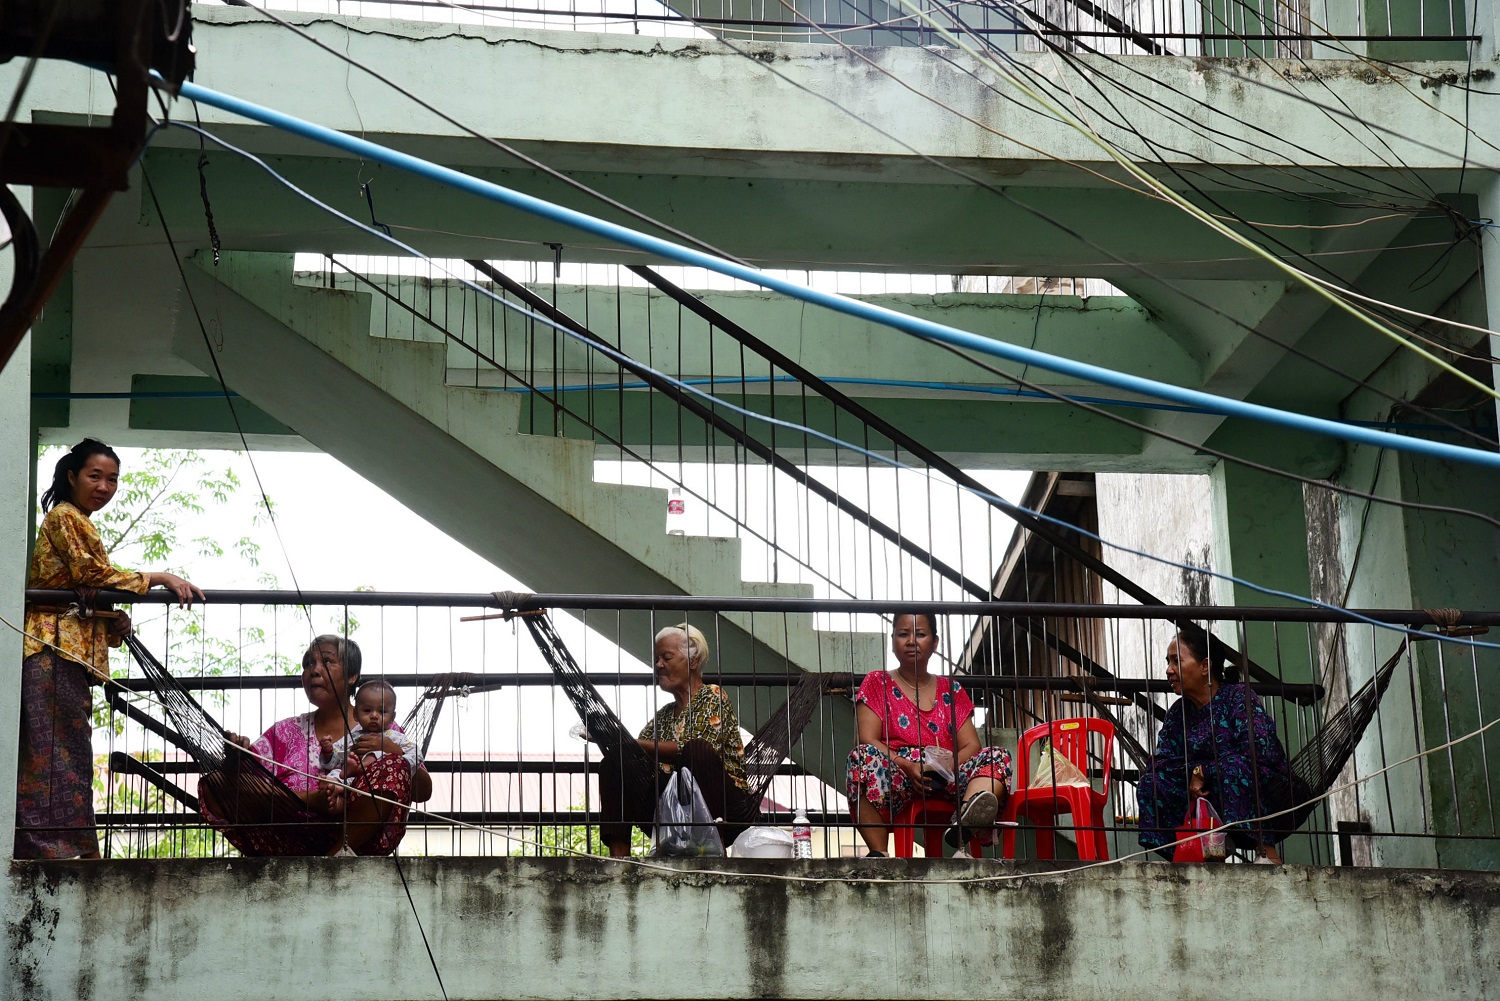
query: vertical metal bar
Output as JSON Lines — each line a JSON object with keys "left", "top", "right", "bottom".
{"left": 1435, "top": 638, "right": 1463, "bottom": 834}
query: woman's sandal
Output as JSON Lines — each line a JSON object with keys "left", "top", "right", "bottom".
{"left": 958, "top": 790, "right": 999, "bottom": 829}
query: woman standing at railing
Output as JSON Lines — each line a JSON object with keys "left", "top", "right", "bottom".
{"left": 200, "top": 635, "right": 433, "bottom": 856}
{"left": 1136, "top": 624, "right": 1292, "bottom": 863}
{"left": 16, "top": 439, "right": 202, "bottom": 859}
{"left": 845, "top": 613, "right": 1013, "bottom": 858}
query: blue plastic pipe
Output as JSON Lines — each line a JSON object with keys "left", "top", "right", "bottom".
{"left": 175, "top": 78, "right": 1500, "bottom": 471}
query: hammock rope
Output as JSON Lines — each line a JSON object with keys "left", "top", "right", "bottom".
{"left": 119, "top": 634, "right": 462, "bottom": 855}
{"left": 522, "top": 613, "right": 844, "bottom": 822}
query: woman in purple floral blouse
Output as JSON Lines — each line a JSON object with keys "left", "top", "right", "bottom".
{"left": 1136, "top": 624, "right": 1293, "bottom": 862}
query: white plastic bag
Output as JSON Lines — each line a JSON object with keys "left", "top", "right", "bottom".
{"left": 651, "top": 766, "right": 725, "bottom": 857}
{"left": 731, "top": 826, "right": 794, "bottom": 859}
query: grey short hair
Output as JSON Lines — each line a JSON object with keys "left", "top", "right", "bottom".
{"left": 654, "top": 622, "right": 709, "bottom": 669}
{"left": 304, "top": 634, "right": 362, "bottom": 684}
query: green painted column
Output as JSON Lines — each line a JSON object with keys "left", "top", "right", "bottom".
{"left": 1481, "top": 173, "right": 1500, "bottom": 445}
{"left": 0, "top": 311, "right": 30, "bottom": 863}
{"left": 1210, "top": 458, "right": 1322, "bottom": 862}
{"left": 1394, "top": 451, "right": 1500, "bottom": 870}
{"left": 1209, "top": 459, "right": 1315, "bottom": 684}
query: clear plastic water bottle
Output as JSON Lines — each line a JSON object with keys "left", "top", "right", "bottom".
{"left": 666, "top": 486, "right": 686, "bottom": 536}
{"left": 792, "top": 813, "right": 812, "bottom": 859}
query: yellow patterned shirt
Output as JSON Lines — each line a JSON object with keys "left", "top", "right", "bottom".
{"left": 638, "top": 683, "right": 749, "bottom": 792}
{"left": 24, "top": 502, "right": 149, "bottom": 682}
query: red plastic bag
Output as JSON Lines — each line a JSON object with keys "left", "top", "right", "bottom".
{"left": 1174, "top": 797, "right": 1227, "bottom": 863}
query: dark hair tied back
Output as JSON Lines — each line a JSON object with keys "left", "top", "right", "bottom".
{"left": 1176, "top": 622, "right": 1238, "bottom": 683}
{"left": 896, "top": 612, "right": 939, "bottom": 640}
{"left": 41, "top": 438, "right": 120, "bottom": 511}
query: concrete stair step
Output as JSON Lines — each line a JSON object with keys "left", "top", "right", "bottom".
{"left": 177, "top": 253, "right": 885, "bottom": 688}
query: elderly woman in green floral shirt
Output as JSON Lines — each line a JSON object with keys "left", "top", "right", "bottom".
{"left": 598, "top": 622, "right": 759, "bottom": 856}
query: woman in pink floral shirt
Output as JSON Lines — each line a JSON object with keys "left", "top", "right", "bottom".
{"left": 200, "top": 635, "right": 432, "bottom": 855}
{"left": 845, "top": 613, "right": 1012, "bottom": 857}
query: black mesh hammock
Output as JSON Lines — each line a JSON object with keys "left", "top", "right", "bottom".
{"left": 523, "top": 614, "right": 844, "bottom": 823}
{"left": 1278, "top": 637, "right": 1412, "bottom": 833}
{"left": 119, "top": 614, "right": 838, "bottom": 851}
{"left": 120, "top": 634, "right": 464, "bottom": 856}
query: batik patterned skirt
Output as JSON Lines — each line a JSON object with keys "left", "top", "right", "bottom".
{"left": 14, "top": 651, "right": 99, "bottom": 859}
{"left": 203, "top": 753, "right": 412, "bottom": 857}
{"left": 846, "top": 743, "right": 1013, "bottom": 819}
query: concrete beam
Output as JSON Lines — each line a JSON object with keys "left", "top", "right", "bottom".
{"left": 165, "top": 9, "right": 1493, "bottom": 176}
{"left": 5, "top": 12, "right": 1492, "bottom": 277}
{"left": 1125, "top": 206, "right": 1432, "bottom": 463}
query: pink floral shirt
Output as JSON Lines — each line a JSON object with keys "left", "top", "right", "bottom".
{"left": 250, "top": 714, "right": 324, "bottom": 793}
{"left": 251, "top": 713, "right": 414, "bottom": 792}
{"left": 855, "top": 671, "right": 974, "bottom": 751}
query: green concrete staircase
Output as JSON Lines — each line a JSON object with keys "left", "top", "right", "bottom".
{"left": 170, "top": 252, "right": 878, "bottom": 783}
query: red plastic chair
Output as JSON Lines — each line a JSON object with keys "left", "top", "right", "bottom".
{"left": 891, "top": 795, "right": 983, "bottom": 858}
{"left": 1000, "top": 717, "right": 1114, "bottom": 861}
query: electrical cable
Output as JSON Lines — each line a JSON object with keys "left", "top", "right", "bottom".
{"left": 694, "top": 13, "right": 1493, "bottom": 430}
{"left": 1195, "top": 0, "right": 1500, "bottom": 165}
{"left": 927, "top": 10, "right": 1496, "bottom": 363}
{"left": 1177, "top": 0, "right": 1444, "bottom": 204}
{"left": 692, "top": 32, "right": 1499, "bottom": 447}
{"left": 137, "top": 159, "right": 314, "bottom": 628}
{"left": 149, "top": 116, "right": 1500, "bottom": 646}
{"left": 150, "top": 93, "right": 1500, "bottom": 466}
{"left": 881, "top": 0, "right": 1500, "bottom": 401}
{"left": 858, "top": 5, "right": 1493, "bottom": 365}
{"left": 391, "top": 851, "right": 451, "bottom": 1001}
{"left": 921, "top": 38, "right": 1428, "bottom": 215}
{"left": 950, "top": 2, "right": 1440, "bottom": 210}
{"left": 216, "top": 0, "right": 750, "bottom": 266}
{"left": 0, "top": 183, "right": 41, "bottom": 337}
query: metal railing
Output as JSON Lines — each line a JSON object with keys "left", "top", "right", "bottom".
{"left": 28, "top": 587, "right": 1500, "bottom": 869}
{"left": 204, "top": 0, "right": 1479, "bottom": 58}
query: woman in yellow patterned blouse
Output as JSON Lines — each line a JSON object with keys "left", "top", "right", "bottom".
{"left": 597, "top": 622, "right": 759, "bottom": 856}
{"left": 18, "top": 439, "right": 202, "bottom": 859}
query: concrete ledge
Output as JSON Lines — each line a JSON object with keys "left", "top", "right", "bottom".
{"left": 7, "top": 858, "right": 1498, "bottom": 1000}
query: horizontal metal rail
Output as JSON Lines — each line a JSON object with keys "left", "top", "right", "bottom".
{"left": 96, "top": 809, "right": 851, "bottom": 829}
{"left": 104, "top": 669, "right": 1322, "bottom": 699}
{"left": 30, "top": 588, "right": 1500, "bottom": 626}
{"left": 109, "top": 752, "right": 810, "bottom": 778}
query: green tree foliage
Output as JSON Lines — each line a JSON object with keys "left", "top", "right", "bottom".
{"left": 93, "top": 751, "right": 228, "bottom": 859}
{"left": 511, "top": 804, "right": 651, "bottom": 858}
{"left": 40, "top": 447, "right": 298, "bottom": 732}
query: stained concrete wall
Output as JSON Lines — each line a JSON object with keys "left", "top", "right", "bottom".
{"left": 6, "top": 858, "right": 1500, "bottom": 1001}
